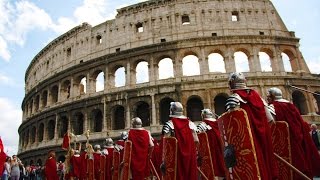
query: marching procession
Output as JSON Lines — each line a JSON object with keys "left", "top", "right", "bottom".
{"left": 3, "top": 72, "right": 320, "bottom": 180}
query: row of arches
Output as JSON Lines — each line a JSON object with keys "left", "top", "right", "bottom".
{"left": 24, "top": 47, "right": 297, "bottom": 120}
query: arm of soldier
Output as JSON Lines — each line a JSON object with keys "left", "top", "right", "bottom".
{"left": 162, "top": 121, "right": 173, "bottom": 137}
{"left": 262, "top": 98, "right": 276, "bottom": 123}
{"left": 225, "top": 94, "right": 241, "bottom": 111}
{"left": 148, "top": 131, "right": 154, "bottom": 158}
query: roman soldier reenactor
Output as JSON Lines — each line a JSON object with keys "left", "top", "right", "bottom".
{"left": 70, "top": 150, "right": 81, "bottom": 180}
{"left": 161, "top": 102, "right": 198, "bottom": 180}
{"left": 93, "top": 145, "right": 102, "bottom": 180}
{"left": 267, "top": 87, "right": 320, "bottom": 178}
{"left": 103, "top": 138, "right": 115, "bottom": 180}
{"left": 127, "top": 117, "right": 154, "bottom": 179}
{"left": 197, "top": 109, "right": 226, "bottom": 179}
{"left": 225, "top": 72, "right": 278, "bottom": 180}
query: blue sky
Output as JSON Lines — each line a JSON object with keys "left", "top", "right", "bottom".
{"left": 0, "top": 0, "right": 319, "bottom": 156}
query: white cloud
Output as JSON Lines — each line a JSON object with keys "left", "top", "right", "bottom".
{"left": 0, "top": 97, "right": 22, "bottom": 156}
{"left": 0, "top": 36, "right": 10, "bottom": 61}
{"left": 0, "top": 73, "right": 10, "bottom": 84}
{"left": 306, "top": 56, "right": 320, "bottom": 74}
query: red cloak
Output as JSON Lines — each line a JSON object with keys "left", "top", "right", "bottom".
{"left": 45, "top": 157, "right": 59, "bottom": 180}
{"left": 272, "top": 101, "right": 320, "bottom": 178}
{"left": 151, "top": 138, "right": 162, "bottom": 179}
{"left": 105, "top": 148, "right": 114, "bottom": 180}
{"left": 171, "top": 117, "right": 198, "bottom": 180}
{"left": 79, "top": 151, "right": 87, "bottom": 180}
{"left": 93, "top": 152, "right": 101, "bottom": 180}
{"left": 128, "top": 129, "right": 150, "bottom": 180}
{"left": 234, "top": 89, "right": 278, "bottom": 180}
{"left": 116, "top": 140, "right": 125, "bottom": 161}
{"left": 70, "top": 155, "right": 81, "bottom": 178}
{"left": 204, "top": 119, "right": 226, "bottom": 177}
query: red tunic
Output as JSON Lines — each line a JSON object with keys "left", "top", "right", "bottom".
{"left": 45, "top": 157, "right": 58, "bottom": 180}
{"left": 128, "top": 129, "right": 150, "bottom": 180}
{"left": 79, "top": 151, "right": 87, "bottom": 180}
{"left": 272, "top": 101, "right": 320, "bottom": 178}
{"left": 171, "top": 117, "right": 198, "bottom": 180}
{"left": 204, "top": 119, "right": 226, "bottom": 177}
{"left": 151, "top": 138, "right": 162, "bottom": 179}
{"left": 234, "top": 89, "right": 278, "bottom": 180}
{"left": 116, "top": 140, "right": 125, "bottom": 161}
{"left": 105, "top": 148, "right": 114, "bottom": 180}
{"left": 93, "top": 152, "right": 101, "bottom": 180}
{"left": 70, "top": 155, "right": 81, "bottom": 178}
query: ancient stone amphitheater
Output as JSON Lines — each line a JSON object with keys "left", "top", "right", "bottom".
{"left": 18, "top": 0, "right": 320, "bottom": 165}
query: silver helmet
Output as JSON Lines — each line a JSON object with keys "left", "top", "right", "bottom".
{"left": 105, "top": 138, "right": 114, "bottom": 146}
{"left": 169, "top": 102, "right": 183, "bottom": 117}
{"left": 94, "top": 144, "right": 101, "bottom": 151}
{"left": 201, "top": 109, "right": 214, "bottom": 119}
{"left": 267, "top": 87, "right": 283, "bottom": 100}
{"left": 120, "top": 131, "right": 128, "bottom": 140}
{"left": 132, "top": 117, "right": 142, "bottom": 128}
{"left": 228, "top": 72, "right": 247, "bottom": 90}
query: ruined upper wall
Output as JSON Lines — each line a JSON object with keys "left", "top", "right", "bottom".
{"left": 25, "top": 0, "right": 293, "bottom": 93}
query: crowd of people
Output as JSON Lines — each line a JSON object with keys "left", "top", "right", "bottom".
{"left": 2, "top": 72, "right": 320, "bottom": 180}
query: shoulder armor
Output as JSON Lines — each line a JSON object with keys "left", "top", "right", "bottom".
{"left": 267, "top": 104, "right": 276, "bottom": 116}
{"left": 196, "top": 122, "right": 212, "bottom": 133}
{"left": 162, "top": 120, "right": 174, "bottom": 135}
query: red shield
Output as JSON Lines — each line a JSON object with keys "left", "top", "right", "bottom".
{"left": 271, "top": 121, "right": 293, "bottom": 180}
{"left": 218, "top": 108, "right": 260, "bottom": 180}
{"left": 197, "top": 132, "right": 215, "bottom": 179}
{"left": 99, "top": 155, "right": 106, "bottom": 180}
{"left": 162, "top": 137, "right": 177, "bottom": 180}
{"left": 86, "top": 156, "right": 94, "bottom": 180}
{"left": 120, "top": 140, "right": 132, "bottom": 180}
{"left": 112, "top": 151, "right": 121, "bottom": 180}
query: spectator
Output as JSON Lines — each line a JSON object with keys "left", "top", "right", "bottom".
{"left": 2, "top": 156, "right": 11, "bottom": 180}
{"left": 311, "top": 124, "right": 320, "bottom": 150}
{"left": 11, "top": 155, "right": 21, "bottom": 180}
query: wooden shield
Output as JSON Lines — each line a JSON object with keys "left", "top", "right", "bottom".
{"left": 87, "top": 155, "right": 95, "bottom": 180}
{"left": 120, "top": 140, "right": 132, "bottom": 180}
{"left": 99, "top": 155, "right": 106, "bottom": 180}
{"left": 271, "top": 121, "right": 293, "bottom": 180}
{"left": 162, "top": 137, "right": 177, "bottom": 180}
{"left": 197, "top": 132, "right": 215, "bottom": 180}
{"left": 112, "top": 151, "right": 121, "bottom": 180}
{"left": 217, "top": 108, "right": 260, "bottom": 180}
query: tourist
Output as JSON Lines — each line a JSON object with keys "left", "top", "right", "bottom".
{"left": 2, "top": 156, "right": 11, "bottom": 180}
{"left": 11, "top": 155, "right": 21, "bottom": 180}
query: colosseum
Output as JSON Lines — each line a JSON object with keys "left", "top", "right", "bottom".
{"left": 18, "top": 0, "right": 320, "bottom": 165}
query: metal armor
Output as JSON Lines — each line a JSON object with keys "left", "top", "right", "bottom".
{"left": 228, "top": 72, "right": 248, "bottom": 90}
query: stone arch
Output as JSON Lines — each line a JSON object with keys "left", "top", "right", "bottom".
{"left": 214, "top": 93, "right": 228, "bottom": 116}
{"left": 186, "top": 96, "right": 204, "bottom": 121}
{"left": 314, "top": 91, "right": 320, "bottom": 115}
{"left": 159, "top": 97, "right": 175, "bottom": 125}
{"left": 112, "top": 105, "right": 125, "bottom": 130}
{"left": 158, "top": 57, "right": 174, "bottom": 79}
{"left": 74, "top": 74, "right": 87, "bottom": 96}
{"left": 292, "top": 90, "right": 308, "bottom": 115}
{"left": 92, "top": 69, "right": 104, "bottom": 92}
{"left": 182, "top": 54, "right": 200, "bottom": 76}
{"left": 259, "top": 51, "right": 272, "bottom": 72}
{"left": 61, "top": 79, "right": 71, "bottom": 100}
{"left": 47, "top": 119, "right": 55, "bottom": 140}
{"left": 50, "top": 85, "right": 59, "bottom": 103}
{"left": 208, "top": 51, "right": 226, "bottom": 73}
{"left": 114, "top": 65, "right": 126, "bottom": 87}
{"left": 25, "top": 129, "right": 29, "bottom": 146}
{"left": 38, "top": 123, "right": 44, "bottom": 142}
{"left": 58, "top": 115, "right": 68, "bottom": 138}
{"left": 90, "top": 109, "right": 103, "bottom": 132}
{"left": 281, "top": 48, "right": 297, "bottom": 72}
{"left": 35, "top": 95, "right": 40, "bottom": 112}
{"left": 31, "top": 126, "right": 36, "bottom": 144}
{"left": 41, "top": 90, "right": 48, "bottom": 108}
{"left": 234, "top": 48, "right": 250, "bottom": 72}
{"left": 135, "top": 60, "right": 149, "bottom": 83}
{"left": 72, "top": 112, "right": 84, "bottom": 135}
{"left": 134, "top": 101, "right": 150, "bottom": 127}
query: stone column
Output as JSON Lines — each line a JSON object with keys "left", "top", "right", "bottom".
{"left": 149, "top": 56, "right": 155, "bottom": 85}
{"left": 105, "top": 66, "right": 110, "bottom": 93}
{"left": 205, "top": 90, "right": 212, "bottom": 110}
{"left": 57, "top": 82, "right": 61, "bottom": 102}
{"left": 173, "top": 53, "right": 183, "bottom": 78}
{"left": 224, "top": 54, "right": 236, "bottom": 73}
{"left": 249, "top": 52, "right": 261, "bottom": 72}
{"left": 103, "top": 96, "right": 108, "bottom": 131}
{"left": 86, "top": 72, "right": 93, "bottom": 94}
{"left": 200, "top": 48, "right": 209, "bottom": 75}
{"left": 69, "top": 77, "right": 74, "bottom": 98}
{"left": 126, "top": 62, "right": 133, "bottom": 87}
{"left": 151, "top": 94, "right": 157, "bottom": 126}
{"left": 83, "top": 111, "right": 88, "bottom": 132}
{"left": 275, "top": 48, "right": 285, "bottom": 72}
{"left": 125, "top": 102, "right": 131, "bottom": 129}
{"left": 54, "top": 114, "right": 59, "bottom": 139}
{"left": 306, "top": 86, "right": 316, "bottom": 114}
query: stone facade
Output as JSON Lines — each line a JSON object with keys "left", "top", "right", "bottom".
{"left": 18, "top": 0, "right": 320, "bottom": 165}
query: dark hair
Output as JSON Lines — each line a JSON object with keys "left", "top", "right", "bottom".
{"left": 6, "top": 156, "right": 11, "bottom": 162}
